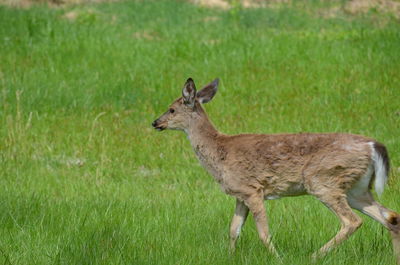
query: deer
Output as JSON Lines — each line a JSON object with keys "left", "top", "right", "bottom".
{"left": 152, "top": 77, "right": 400, "bottom": 261}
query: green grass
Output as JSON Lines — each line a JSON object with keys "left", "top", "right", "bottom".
{"left": 0, "top": 0, "right": 400, "bottom": 264}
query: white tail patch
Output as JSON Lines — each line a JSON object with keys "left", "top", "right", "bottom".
{"left": 369, "top": 142, "right": 388, "bottom": 197}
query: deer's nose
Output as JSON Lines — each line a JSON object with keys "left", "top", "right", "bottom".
{"left": 152, "top": 120, "right": 158, "bottom": 127}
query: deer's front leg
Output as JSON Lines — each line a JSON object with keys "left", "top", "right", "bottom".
{"left": 230, "top": 199, "right": 249, "bottom": 251}
{"left": 245, "top": 194, "right": 280, "bottom": 257}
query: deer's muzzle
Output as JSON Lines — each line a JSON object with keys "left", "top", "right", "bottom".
{"left": 152, "top": 119, "right": 166, "bottom": 131}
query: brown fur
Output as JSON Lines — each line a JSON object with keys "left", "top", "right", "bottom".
{"left": 152, "top": 78, "right": 400, "bottom": 261}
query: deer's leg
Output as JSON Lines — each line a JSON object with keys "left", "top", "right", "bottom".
{"left": 347, "top": 191, "right": 399, "bottom": 229}
{"left": 229, "top": 199, "right": 249, "bottom": 251}
{"left": 245, "top": 194, "right": 279, "bottom": 257}
{"left": 348, "top": 191, "right": 400, "bottom": 264}
{"left": 312, "top": 194, "right": 362, "bottom": 259}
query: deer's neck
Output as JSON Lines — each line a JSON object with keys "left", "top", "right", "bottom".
{"left": 186, "top": 112, "right": 225, "bottom": 180}
{"left": 187, "top": 113, "right": 219, "bottom": 143}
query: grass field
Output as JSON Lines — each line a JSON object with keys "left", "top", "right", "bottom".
{"left": 1, "top": 0, "right": 400, "bottom": 264}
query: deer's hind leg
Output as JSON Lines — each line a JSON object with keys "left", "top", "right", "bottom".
{"left": 347, "top": 191, "right": 400, "bottom": 232}
{"left": 312, "top": 193, "right": 363, "bottom": 259}
{"left": 348, "top": 191, "right": 400, "bottom": 263}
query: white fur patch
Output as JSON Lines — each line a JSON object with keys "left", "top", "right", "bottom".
{"left": 235, "top": 219, "right": 244, "bottom": 236}
{"left": 348, "top": 163, "right": 373, "bottom": 198}
{"left": 265, "top": 195, "right": 281, "bottom": 200}
{"left": 368, "top": 142, "right": 388, "bottom": 197}
{"left": 382, "top": 211, "right": 391, "bottom": 220}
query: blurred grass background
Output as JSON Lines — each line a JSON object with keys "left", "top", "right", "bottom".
{"left": 0, "top": 0, "right": 399, "bottom": 264}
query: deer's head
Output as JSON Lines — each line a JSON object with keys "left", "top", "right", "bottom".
{"left": 152, "top": 78, "right": 219, "bottom": 132}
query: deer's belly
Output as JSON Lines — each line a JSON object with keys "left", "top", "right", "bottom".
{"left": 264, "top": 182, "right": 307, "bottom": 200}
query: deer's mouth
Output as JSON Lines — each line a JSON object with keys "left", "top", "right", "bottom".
{"left": 152, "top": 120, "right": 167, "bottom": 131}
{"left": 155, "top": 125, "right": 166, "bottom": 131}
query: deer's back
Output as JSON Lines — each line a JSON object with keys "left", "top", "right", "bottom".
{"left": 217, "top": 133, "right": 374, "bottom": 199}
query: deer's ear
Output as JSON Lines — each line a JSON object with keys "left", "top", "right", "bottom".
{"left": 182, "top": 78, "right": 197, "bottom": 107}
{"left": 197, "top": 78, "right": 219, "bottom": 104}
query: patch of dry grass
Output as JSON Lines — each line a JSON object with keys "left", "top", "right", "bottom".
{"left": 344, "top": 0, "right": 400, "bottom": 18}
{"left": 191, "top": 0, "right": 290, "bottom": 9}
{"left": 0, "top": 0, "right": 117, "bottom": 8}
{"left": 2, "top": 0, "right": 400, "bottom": 20}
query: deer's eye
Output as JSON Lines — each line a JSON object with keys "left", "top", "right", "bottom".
{"left": 169, "top": 108, "right": 175, "bottom": 114}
